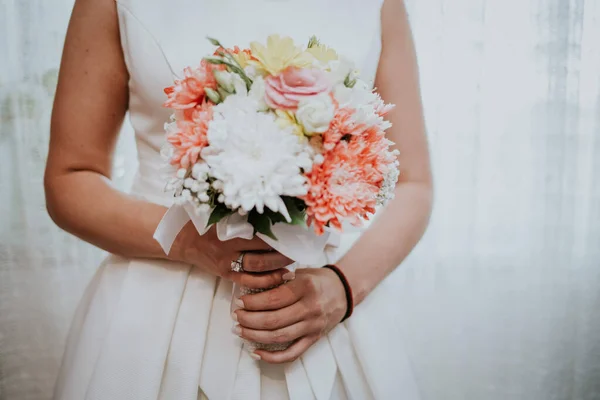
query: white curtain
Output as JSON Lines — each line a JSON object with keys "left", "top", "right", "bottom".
{"left": 1, "top": 0, "right": 599, "bottom": 399}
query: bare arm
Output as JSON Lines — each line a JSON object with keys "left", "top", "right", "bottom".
{"left": 337, "top": 0, "right": 433, "bottom": 304}
{"left": 45, "top": 0, "right": 180, "bottom": 260}
{"left": 45, "top": 0, "right": 291, "bottom": 284}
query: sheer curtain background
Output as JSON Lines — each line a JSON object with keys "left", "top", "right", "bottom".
{"left": 1, "top": 0, "right": 599, "bottom": 399}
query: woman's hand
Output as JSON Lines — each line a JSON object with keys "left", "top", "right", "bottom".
{"left": 231, "top": 268, "right": 347, "bottom": 363}
{"left": 172, "top": 222, "right": 295, "bottom": 290}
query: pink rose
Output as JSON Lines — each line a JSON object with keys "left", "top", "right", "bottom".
{"left": 264, "top": 67, "right": 330, "bottom": 110}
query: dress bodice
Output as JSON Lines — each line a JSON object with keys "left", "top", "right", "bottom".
{"left": 115, "top": 0, "right": 384, "bottom": 205}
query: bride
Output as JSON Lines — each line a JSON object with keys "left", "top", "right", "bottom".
{"left": 45, "top": 0, "right": 432, "bottom": 398}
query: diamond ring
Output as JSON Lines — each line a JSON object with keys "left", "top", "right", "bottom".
{"left": 231, "top": 252, "right": 246, "bottom": 272}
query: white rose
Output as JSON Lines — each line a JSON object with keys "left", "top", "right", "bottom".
{"left": 296, "top": 93, "right": 335, "bottom": 135}
{"left": 249, "top": 76, "right": 268, "bottom": 111}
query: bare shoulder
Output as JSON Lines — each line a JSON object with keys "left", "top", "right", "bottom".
{"left": 58, "top": 0, "right": 127, "bottom": 85}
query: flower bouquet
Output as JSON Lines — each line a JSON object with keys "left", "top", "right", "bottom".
{"left": 154, "top": 34, "right": 398, "bottom": 350}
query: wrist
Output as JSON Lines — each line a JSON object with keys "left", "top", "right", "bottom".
{"left": 169, "top": 222, "right": 198, "bottom": 264}
{"left": 322, "top": 264, "right": 354, "bottom": 322}
{"left": 321, "top": 267, "right": 348, "bottom": 317}
{"left": 333, "top": 259, "right": 369, "bottom": 307}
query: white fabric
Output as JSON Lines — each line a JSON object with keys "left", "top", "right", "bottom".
{"left": 2, "top": 1, "right": 600, "bottom": 399}
{"left": 50, "top": 0, "right": 421, "bottom": 399}
{"left": 153, "top": 202, "right": 335, "bottom": 267}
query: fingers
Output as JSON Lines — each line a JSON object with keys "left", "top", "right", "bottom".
{"left": 234, "top": 301, "right": 307, "bottom": 330}
{"left": 239, "top": 282, "right": 301, "bottom": 311}
{"left": 236, "top": 320, "right": 311, "bottom": 345}
{"left": 255, "top": 336, "right": 319, "bottom": 364}
{"left": 242, "top": 251, "right": 294, "bottom": 273}
{"left": 229, "top": 269, "right": 288, "bottom": 290}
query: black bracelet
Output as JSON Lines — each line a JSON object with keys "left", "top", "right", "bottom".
{"left": 322, "top": 264, "right": 354, "bottom": 322}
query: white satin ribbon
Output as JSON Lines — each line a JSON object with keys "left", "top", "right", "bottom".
{"left": 154, "top": 203, "right": 338, "bottom": 267}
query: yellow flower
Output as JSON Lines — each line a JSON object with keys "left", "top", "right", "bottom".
{"left": 230, "top": 50, "right": 252, "bottom": 69}
{"left": 275, "top": 109, "right": 304, "bottom": 137}
{"left": 250, "top": 35, "right": 314, "bottom": 75}
{"left": 307, "top": 44, "right": 338, "bottom": 65}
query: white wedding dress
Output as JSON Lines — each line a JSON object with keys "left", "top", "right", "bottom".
{"left": 52, "top": 0, "right": 421, "bottom": 399}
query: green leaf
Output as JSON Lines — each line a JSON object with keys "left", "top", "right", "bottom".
{"left": 282, "top": 197, "right": 307, "bottom": 226}
{"left": 207, "top": 204, "right": 234, "bottom": 227}
{"left": 344, "top": 73, "right": 357, "bottom": 88}
{"left": 307, "top": 35, "right": 320, "bottom": 48}
{"left": 265, "top": 209, "right": 288, "bottom": 225}
{"left": 207, "top": 37, "right": 223, "bottom": 47}
{"left": 202, "top": 56, "right": 253, "bottom": 90}
{"left": 260, "top": 197, "right": 306, "bottom": 228}
{"left": 203, "top": 56, "right": 226, "bottom": 65}
{"left": 248, "top": 211, "right": 277, "bottom": 240}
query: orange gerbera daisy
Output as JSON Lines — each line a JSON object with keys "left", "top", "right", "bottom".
{"left": 163, "top": 61, "right": 221, "bottom": 110}
{"left": 321, "top": 107, "right": 366, "bottom": 151}
{"left": 166, "top": 101, "right": 213, "bottom": 169}
{"left": 303, "top": 123, "right": 393, "bottom": 234}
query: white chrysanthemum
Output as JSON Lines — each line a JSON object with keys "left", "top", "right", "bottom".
{"left": 202, "top": 93, "right": 312, "bottom": 219}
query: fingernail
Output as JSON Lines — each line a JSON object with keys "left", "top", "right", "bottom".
{"left": 231, "top": 312, "right": 238, "bottom": 322}
{"left": 282, "top": 271, "right": 295, "bottom": 281}
{"left": 231, "top": 324, "right": 241, "bottom": 336}
{"left": 235, "top": 298, "right": 245, "bottom": 308}
{"left": 250, "top": 353, "right": 261, "bottom": 361}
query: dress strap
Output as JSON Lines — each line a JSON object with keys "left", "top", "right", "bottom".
{"left": 115, "top": 0, "right": 179, "bottom": 78}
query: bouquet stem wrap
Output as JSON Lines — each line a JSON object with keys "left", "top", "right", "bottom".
{"left": 154, "top": 203, "right": 339, "bottom": 352}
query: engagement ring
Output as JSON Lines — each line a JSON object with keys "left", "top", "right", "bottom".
{"left": 231, "top": 252, "right": 245, "bottom": 272}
